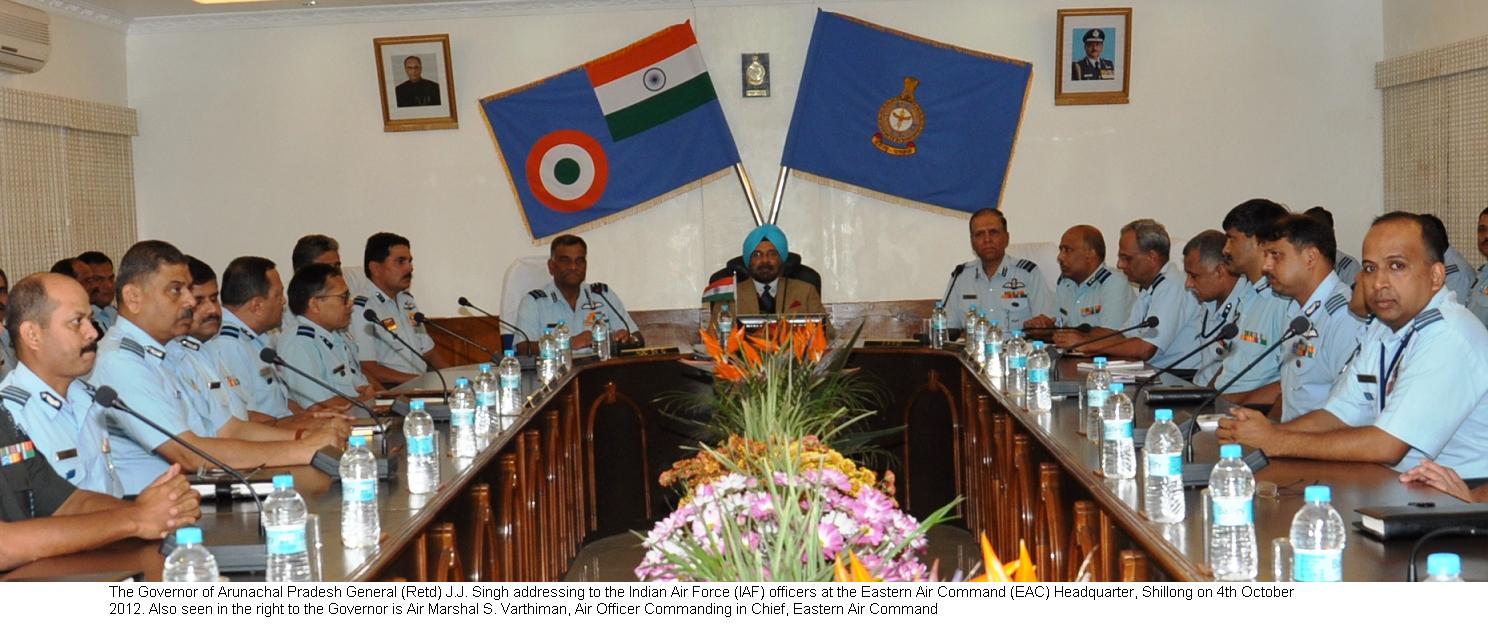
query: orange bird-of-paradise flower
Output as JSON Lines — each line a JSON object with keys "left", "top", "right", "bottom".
{"left": 715, "top": 361, "right": 745, "bottom": 382}
{"left": 967, "top": 533, "right": 1009, "bottom": 582}
{"left": 701, "top": 329, "right": 724, "bottom": 362}
{"left": 727, "top": 324, "right": 746, "bottom": 355}
{"left": 832, "top": 552, "right": 880, "bottom": 582}
{"left": 739, "top": 335, "right": 762, "bottom": 369}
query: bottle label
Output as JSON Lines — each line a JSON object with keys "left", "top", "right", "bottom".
{"left": 1211, "top": 496, "right": 1253, "bottom": 526}
{"left": 1146, "top": 452, "right": 1182, "bottom": 477}
{"left": 1028, "top": 368, "right": 1048, "bottom": 384}
{"left": 451, "top": 409, "right": 475, "bottom": 427}
{"left": 477, "top": 392, "right": 496, "bottom": 407}
{"left": 1011, "top": 356, "right": 1028, "bottom": 369}
{"left": 1087, "top": 389, "right": 1108, "bottom": 409}
{"left": 540, "top": 348, "right": 555, "bottom": 360}
{"left": 266, "top": 523, "right": 307, "bottom": 555}
{"left": 407, "top": 434, "right": 434, "bottom": 456}
{"left": 1293, "top": 549, "right": 1343, "bottom": 582}
{"left": 1102, "top": 419, "right": 1133, "bottom": 440}
{"left": 500, "top": 374, "right": 520, "bottom": 389}
{"left": 343, "top": 478, "right": 377, "bottom": 503}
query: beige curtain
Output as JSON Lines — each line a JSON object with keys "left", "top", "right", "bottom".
{"left": 1379, "top": 36, "right": 1488, "bottom": 267}
{"left": 0, "top": 86, "right": 137, "bottom": 280}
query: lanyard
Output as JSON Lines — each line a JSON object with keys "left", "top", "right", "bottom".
{"left": 1377, "top": 328, "right": 1415, "bottom": 412}
{"left": 1200, "top": 302, "right": 1234, "bottom": 339}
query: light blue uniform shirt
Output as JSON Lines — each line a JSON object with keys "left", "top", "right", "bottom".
{"left": 277, "top": 315, "right": 367, "bottom": 407}
{"left": 166, "top": 336, "right": 248, "bottom": 438}
{"left": 1124, "top": 267, "right": 1206, "bottom": 370}
{"left": 1324, "top": 289, "right": 1488, "bottom": 476}
{"left": 0, "top": 363, "right": 119, "bottom": 495}
{"left": 1279, "top": 273, "right": 1367, "bottom": 422}
{"left": 1213, "top": 276, "right": 1298, "bottom": 393}
{"left": 1194, "top": 279, "right": 1246, "bottom": 387}
{"left": 1054, "top": 265, "right": 1134, "bottom": 330}
{"left": 92, "top": 304, "right": 118, "bottom": 334}
{"left": 353, "top": 287, "right": 434, "bottom": 375}
{"left": 207, "top": 307, "right": 291, "bottom": 418}
{"left": 88, "top": 317, "right": 193, "bottom": 495}
{"left": 1467, "top": 263, "right": 1488, "bottom": 329}
{"left": 0, "top": 328, "right": 14, "bottom": 380}
{"left": 942, "top": 256, "right": 1055, "bottom": 331}
{"left": 1444, "top": 246, "right": 1473, "bottom": 304}
{"left": 1333, "top": 252, "right": 1360, "bottom": 287}
{"left": 514, "top": 281, "right": 636, "bottom": 342}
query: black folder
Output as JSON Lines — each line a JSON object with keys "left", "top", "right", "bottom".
{"left": 1353, "top": 503, "right": 1488, "bottom": 540}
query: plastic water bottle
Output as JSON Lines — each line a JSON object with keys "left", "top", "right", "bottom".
{"left": 162, "top": 527, "right": 219, "bottom": 582}
{"left": 929, "top": 302, "right": 948, "bottom": 349}
{"left": 1028, "top": 341, "right": 1052, "bottom": 411}
{"left": 474, "top": 363, "right": 498, "bottom": 438}
{"left": 1288, "top": 485, "right": 1346, "bottom": 582}
{"left": 1209, "top": 443, "right": 1258, "bottom": 581}
{"left": 1082, "top": 357, "right": 1113, "bottom": 439}
{"left": 1101, "top": 383, "right": 1135, "bottom": 479}
{"left": 554, "top": 321, "right": 572, "bottom": 372}
{"left": 404, "top": 399, "right": 438, "bottom": 494}
{"left": 1144, "top": 408, "right": 1185, "bottom": 523}
{"left": 964, "top": 307, "right": 982, "bottom": 359}
{"left": 592, "top": 315, "right": 612, "bottom": 361}
{"left": 264, "top": 474, "right": 311, "bottom": 582}
{"left": 1004, "top": 330, "right": 1029, "bottom": 398}
{"left": 717, "top": 303, "right": 733, "bottom": 341}
{"left": 983, "top": 320, "right": 1004, "bottom": 380}
{"left": 538, "top": 326, "right": 559, "bottom": 385}
{"left": 340, "top": 435, "right": 380, "bottom": 548}
{"left": 449, "top": 377, "right": 478, "bottom": 458}
{"left": 1425, "top": 553, "right": 1464, "bottom": 582}
{"left": 498, "top": 349, "right": 523, "bottom": 422}
{"left": 975, "top": 313, "right": 993, "bottom": 366}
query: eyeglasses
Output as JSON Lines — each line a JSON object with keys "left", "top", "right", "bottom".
{"left": 314, "top": 291, "right": 352, "bottom": 304}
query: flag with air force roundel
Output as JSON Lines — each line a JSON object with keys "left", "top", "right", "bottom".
{"left": 481, "top": 22, "right": 741, "bottom": 242}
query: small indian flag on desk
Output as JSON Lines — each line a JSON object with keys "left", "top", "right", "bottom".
{"left": 702, "top": 275, "right": 736, "bottom": 303}
{"left": 586, "top": 23, "right": 720, "bottom": 141}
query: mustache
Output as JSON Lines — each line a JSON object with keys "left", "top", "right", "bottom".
{"left": 81, "top": 341, "right": 98, "bottom": 356}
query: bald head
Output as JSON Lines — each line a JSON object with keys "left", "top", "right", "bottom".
{"left": 1056, "top": 224, "right": 1107, "bottom": 283}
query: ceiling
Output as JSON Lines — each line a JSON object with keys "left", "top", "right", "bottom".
{"left": 82, "top": 0, "right": 472, "bottom": 20}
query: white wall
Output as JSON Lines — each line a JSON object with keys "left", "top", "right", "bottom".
{"left": 1383, "top": 0, "right": 1488, "bottom": 58}
{"left": 0, "top": 8, "right": 126, "bottom": 106}
{"left": 128, "top": 0, "right": 1384, "bottom": 317}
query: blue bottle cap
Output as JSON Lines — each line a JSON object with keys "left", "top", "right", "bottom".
{"left": 1012, "top": 330, "right": 1024, "bottom": 338}
{"left": 409, "top": 399, "right": 425, "bottom": 411}
{"left": 504, "top": 349, "right": 515, "bottom": 358}
{"left": 1094, "top": 356, "right": 1108, "bottom": 365}
{"left": 1154, "top": 408, "right": 1173, "bottom": 422}
{"left": 1219, "top": 444, "right": 1242, "bottom": 459}
{"left": 479, "top": 363, "right": 493, "bottom": 372}
{"left": 1032, "top": 341, "right": 1045, "bottom": 350}
{"left": 1427, "top": 553, "right": 1461, "bottom": 577}
{"left": 1304, "top": 485, "right": 1330, "bottom": 503}
{"left": 1109, "top": 382, "right": 1124, "bottom": 394}
{"left": 273, "top": 474, "right": 294, "bottom": 489}
{"left": 989, "top": 320, "right": 1000, "bottom": 326}
{"left": 176, "top": 527, "right": 202, "bottom": 545}
{"left": 455, "top": 377, "right": 470, "bottom": 387}
{"left": 349, "top": 435, "right": 366, "bottom": 448}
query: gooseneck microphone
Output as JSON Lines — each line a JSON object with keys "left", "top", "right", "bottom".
{"left": 413, "top": 312, "right": 501, "bottom": 362}
{"left": 457, "top": 296, "right": 532, "bottom": 349}
{"left": 589, "top": 284, "right": 641, "bottom": 344}
{"left": 939, "top": 263, "right": 967, "bottom": 307}
{"left": 259, "top": 347, "right": 387, "bottom": 456}
{"left": 1066, "top": 316, "right": 1160, "bottom": 352}
{"left": 1133, "top": 322, "right": 1240, "bottom": 394}
{"left": 92, "top": 386, "right": 265, "bottom": 534}
{"left": 363, "top": 309, "right": 449, "bottom": 401}
{"left": 1023, "top": 323, "right": 1094, "bottom": 333}
{"left": 1187, "top": 315, "right": 1311, "bottom": 461}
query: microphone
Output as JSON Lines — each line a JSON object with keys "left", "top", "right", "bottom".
{"left": 363, "top": 309, "right": 449, "bottom": 401}
{"left": 414, "top": 312, "right": 501, "bottom": 362}
{"left": 260, "top": 347, "right": 388, "bottom": 456}
{"left": 1133, "top": 322, "right": 1240, "bottom": 394}
{"left": 1406, "top": 526, "right": 1484, "bottom": 581}
{"left": 1065, "top": 316, "right": 1160, "bottom": 352}
{"left": 1023, "top": 323, "right": 1093, "bottom": 333}
{"left": 589, "top": 284, "right": 643, "bottom": 347}
{"left": 91, "top": 386, "right": 265, "bottom": 535}
{"left": 939, "top": 263, "right": 967, "bottom": 308}
{"left": 458, "top": 296, "right": 532, "bottom": 350}
{"left": 1186, "top": 315, "right": 1310, "bottom": 461}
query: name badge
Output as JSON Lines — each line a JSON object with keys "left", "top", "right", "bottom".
{"left": 1357, "top": 374, "right": 1377, "bottom": 384}
{"left": 56, "top": 448, "right": 78, "bottom": 461}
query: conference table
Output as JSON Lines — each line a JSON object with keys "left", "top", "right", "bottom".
{"left": 3, "top": 333, "right": 1481, "bottom": 582}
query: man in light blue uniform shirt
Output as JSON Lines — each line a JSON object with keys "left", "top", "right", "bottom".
{"left": 89, "top": 241, "right": 336, "bottom": 494}
{"left": 1055, "top": 219, "right": 1205, "bottom": 369}
{"left": 1259, "top": 215, "right": 1367, "bottom": 422}
{"left": 79, "top": 251, "right": 118, "bottom": 333}
{"left": 940, "top": 208, "right": 1054, "bottom": 332}
{"left": 514, "top": 234, "right": 637, "bottom": 353}
{"left": 1466, "top": 208, "right": 1488, "bottom": 328}
{"left": 1181, "top": 231, "right": 1241, "bottom": 386}
{"left": 1213, "top": 199, "right": 1298, "bottom": 404}
{"left": 0, "top": 274, "right": 120, "bottom": 495}
{"left": 209, "top": 256, "right": 294, "bottom": 419}
{"left": 1221, "top": 213, "right": 1488, "bottom": 477}
{"left": 279, "top": 263, "right": 376, "bottom": 407}
{"left": 354, "top": 232, "right": 446, "bottom": 386}
{"left": 1027, "top": 225, "right": 1133, "bottom": 331}
{"left": 1421, "top": 214, "right": 1474, "bottom": 303}
{"left": 1303, "top": 208, "right": 1359, "bottom": 286}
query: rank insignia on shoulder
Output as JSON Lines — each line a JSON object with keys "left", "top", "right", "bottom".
{"left": 353, "top": 296, "right": 368, "bottom": 307}
{"left": 1015, "top": 259, "right": 1036, "bottom": 273}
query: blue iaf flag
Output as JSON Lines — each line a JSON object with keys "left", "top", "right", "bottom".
{"left": 481, "top": 22, "right": 741, "bottom": 241}
{"left": 781, "top": 11, "right": 1032, "bottom": 215}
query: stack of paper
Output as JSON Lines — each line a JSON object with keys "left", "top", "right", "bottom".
{"left": 1075, "top": 359, "right": 1155, "bottom": 382}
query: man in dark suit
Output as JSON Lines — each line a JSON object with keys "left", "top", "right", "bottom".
{"left": 1071, "top": 29, "right": 1114, "bottom": 81}
{"left": 395, "top": 55, "right": 441, "bottom": 107}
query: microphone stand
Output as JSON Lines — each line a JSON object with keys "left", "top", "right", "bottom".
{"left": 1184, "top": 317, "right": 1309, "bottom": 461}
{"left": 260, "top": 348, "right": 388, "bottom": 457}
{"left": 457, "top": 296, "right": 532, "bottom": 351}
{"left": 1133, "top": 322, "right": 1240, "bottom": 395}
{"left": 363, "top": 309, "right": 449, "bottom": 403}
{"left": 414, "top": 312, "right": 501, "bottom": 362}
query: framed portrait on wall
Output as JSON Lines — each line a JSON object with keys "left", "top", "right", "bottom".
{"left": 1055, "top": 8, "right": 1132, "bottom": 106}
{"left": 374, "top": 34, "right": 458, "bottom": 132}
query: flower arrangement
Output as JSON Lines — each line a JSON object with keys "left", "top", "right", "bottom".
{"left": 658, "top": 434, "right": 895, "bottom": 505}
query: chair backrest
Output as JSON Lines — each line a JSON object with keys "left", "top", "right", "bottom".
{"left": 707, "top": 252, "right": 822, "bottom": 294}
{"left": 501, "top": 256, "right": 551, "bottom": 318}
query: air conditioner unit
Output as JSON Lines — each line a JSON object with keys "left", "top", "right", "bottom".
{"left": 0, "top": 0, "right": 50, "bottom": 74}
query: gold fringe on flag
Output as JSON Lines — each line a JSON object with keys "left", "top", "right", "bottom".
{"left": 789, "top": 170, "right": 974, "bottom": 220}
{"left": 833, "top": 12, "right": 1032, "bottom": 68}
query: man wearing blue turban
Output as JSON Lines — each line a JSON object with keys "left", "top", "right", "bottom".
{"left": 713, "top": 224, "right": 824, "bottom": 318}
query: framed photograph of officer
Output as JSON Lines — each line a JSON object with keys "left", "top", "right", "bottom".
{"left": 1055, "top": 8, "right": 1132, "bottom": 106}
{"left": 373, "top": 34, "right": 459, "bottom": 132}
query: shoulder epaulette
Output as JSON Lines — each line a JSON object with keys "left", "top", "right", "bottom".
{"left": 1092, "top": 268, "right": 1112, "bottom": 284}
{"left": 589, "top": 282, "right": 609, "bottom": 294}
{"left": 119, "top": 337, "right": 147, "bottom": 359}
{"left": 0, "top": 386, "right": 29, "bottom": 407}
{"left": 1412, "top": 308, "right": 1444, "bottom": 331}
{"left": 375, "top": 292, "right": 388, "bottom": 304}
{"left": 180, "top": 337, "right": 201, "bottom": 352}
{"left": 353, "top": 295, "right": 368, "bottom": 307}
{"left": 217, "top": 325, "right": 242, "bottom": 339}
{"left": 1446, "top": 264, "right": 1461, "bottom": 275}
{"left": 528, "top": 289, "right": 547, "bottom": 300}
{"left": 1336, "top": 257, "right": 1355, "bottom": 271}
{"left": 320, "top": 337, "right": 335, "bottom": 350}
{"left": 296, "top": 325, "right": 316, "bottom": 338}
{"left": 1148, "top": 274, "right": 1167, "bottom": 291}
{"left": 1016, "top": 259, "right": 1037, "bottom": 273}
{"left": 1325, "top": 294, "right": 1348, "bottom": 315}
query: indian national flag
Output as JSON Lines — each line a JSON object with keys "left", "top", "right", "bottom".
{"left": 702, "top": 275, "right": 736, "bottom": 304}
{"left": 585, "top": 22, "right": 720, "bottom": 141}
